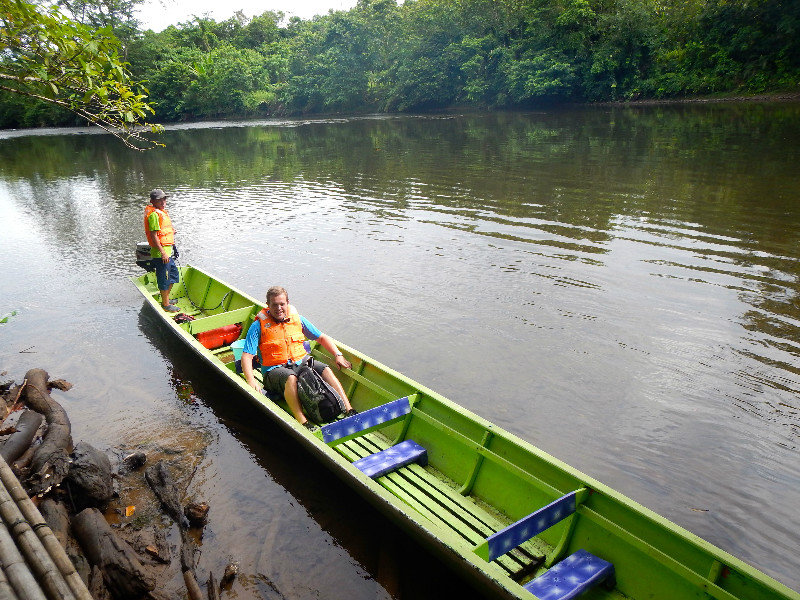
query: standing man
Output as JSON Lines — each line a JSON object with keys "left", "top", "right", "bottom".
{"left": 144, "top": 189, "right": 180, "bottom": 312}
{"left": 241, "top": 286, "right": 358, "bottom": 430}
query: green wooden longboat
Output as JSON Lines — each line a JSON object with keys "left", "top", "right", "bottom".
{"left": 132, "top": 265, "right": 799, "bottom": 600}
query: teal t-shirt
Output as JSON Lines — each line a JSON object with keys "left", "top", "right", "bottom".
{"left": 147, "top": 212, "right": 173, "bottom": 258}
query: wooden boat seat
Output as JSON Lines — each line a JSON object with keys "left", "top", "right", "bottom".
{"left": 182, "top": 305, "right": 257, "bottom": 336}
{"left": 319, "top": 396, "right": 414, "bottom": 444}
{"left": 312, "top": 377, "right": 576, "bottom": 583}
{"left": 232, "top": 367, "right": 544, "bottom": 580}
{"left": 477, "top": 491, "right": 582, "bottom": 562}
{"left": 321, "top": 397, "right": 426, "bottom": 476}
{"left": 523, "top": 549, "right": 614, "bottom": 600}
{"left": 475, "top": 490, "right": 614, "bottom": 599}
{"left": 352, "top": 439, "right": 428, "bottom": 478}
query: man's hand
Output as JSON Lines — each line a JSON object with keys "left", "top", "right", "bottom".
{"left": 334, "top": 355, "right": 351, "bottom": 370}
{"left": 154, "top": 241, "right": 169, "bottom": 263}
{"left": 241, "top": 352, "right": 259, "bottom": 392}
{"left": 316, "top": 335, "right": 351, "bottom": 370}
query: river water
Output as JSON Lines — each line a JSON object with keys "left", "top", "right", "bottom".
{"left": 1, "top": 104, "right": 799, "bottom": 597}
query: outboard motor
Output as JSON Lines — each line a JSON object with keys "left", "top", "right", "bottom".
{"left": 135, "top": 242, "right": 155, "bottom": 271}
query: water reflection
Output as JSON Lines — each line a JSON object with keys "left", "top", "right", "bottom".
{"left": 1, "top": 104, "right": 799, "bottom": 593}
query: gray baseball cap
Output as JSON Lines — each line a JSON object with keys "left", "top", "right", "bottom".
{"left": 150, "top": 189, "right": 168, "bottom": 201}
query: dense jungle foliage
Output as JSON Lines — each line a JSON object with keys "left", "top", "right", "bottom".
{"left": 1, "top": 0, "right": 799, "bottom": 129}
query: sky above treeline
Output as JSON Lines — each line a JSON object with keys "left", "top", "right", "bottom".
{"left": 135, "top": 0, "right": 359, "bottom": 31}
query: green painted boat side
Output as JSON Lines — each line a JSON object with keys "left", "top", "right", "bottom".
{"left": 132, "top": 265, "right": 800, "bottom": 600}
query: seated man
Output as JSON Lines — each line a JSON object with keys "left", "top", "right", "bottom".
{"left": 241, "top": 286, "right": 357, "bottom": 430}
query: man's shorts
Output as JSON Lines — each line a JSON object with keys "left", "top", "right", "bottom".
{"left": 264, "top": 359, "right": 328, "bottom": 395}
{"left": 153, "top": 256, "right": 180, "bottom": 291}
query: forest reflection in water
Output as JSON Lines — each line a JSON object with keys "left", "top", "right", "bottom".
{"left": 1, "top": 103, "right": 799, "bottom": 596}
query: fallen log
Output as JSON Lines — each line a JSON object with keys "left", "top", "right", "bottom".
{"left": 21, "top": 370, "right": 72, "bottom": 497}
{"left": 182, "top": 572, "right": 203, "bottom": 600}
{"left": 0, "top": 410, "right": 43, "bottom": 465}
{"left": 38, "top": 498, "right": 90, "bottom": 586}
{"left": 144, "top": 461, "right": 188, "bottom": 529}
{"left": 206, "top": 572, "right": 219, "bottom": 600}
{"left": 71, "top": 508, "right": 155, "bottom": 600}
{"left": 37, "top": 499, "right": 70, "bottom": 550}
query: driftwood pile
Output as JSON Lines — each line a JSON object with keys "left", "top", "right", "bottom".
{"left": 0, "top": 369, "right": 235, "bottom": 600}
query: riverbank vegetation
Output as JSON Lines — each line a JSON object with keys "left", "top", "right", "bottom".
{"left": 1, "top": 0, "right": 798, "bottom": 131}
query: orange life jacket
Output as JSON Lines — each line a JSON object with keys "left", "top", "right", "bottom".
{"left": 144, "top": 205, "right": 175, "bottom": 247}
{"left": 255, "top": 306, "right": 307, "bottom": 367}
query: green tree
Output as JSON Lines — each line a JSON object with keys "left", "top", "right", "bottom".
{"left": 384, "top": 0, "right": 466, "bottom": 110}
{"left": 282, "top": 10, "right": 378, "bottom": 113}
{"left": 56, "top": 0, "right": 140, "bottom": 43}
{"left": 643, "top": 0, "right": 800, "bottom": 97}
{"left": 182, "top": 45, "right": 270, "bottom": 117}
{"left": 127, "top": 12, "right": 286, "bottom": 120}
{"left": 0, "top": 0, "right": 161, "bottom": 148}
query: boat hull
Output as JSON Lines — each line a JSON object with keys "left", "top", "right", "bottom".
{"left": 132, "top": 265, "right": 800, "bottom": 600}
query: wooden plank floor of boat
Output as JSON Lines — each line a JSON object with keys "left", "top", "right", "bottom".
{"left": 335, "top": 434, "right": 547, "bottom": 582}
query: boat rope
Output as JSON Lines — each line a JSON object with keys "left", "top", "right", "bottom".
{"left": 173, "top": 250, "right": 231, "bottom": 314}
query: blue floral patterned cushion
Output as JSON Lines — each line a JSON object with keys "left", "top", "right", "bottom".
{"left": 487, "top": 492, "right": 577, "bottom": 561}
{"left": 321, "top": 396, "right": 411, "bottom": 443}
{"left": 524, "top": 549, "right": 614, "bottom": 600}
{"left": 352, "top": 439, "right": 428, "bottom": 478}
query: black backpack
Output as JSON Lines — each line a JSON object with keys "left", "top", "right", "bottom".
{"left": 296, "top": 357, "right": 346, "bottom": 424}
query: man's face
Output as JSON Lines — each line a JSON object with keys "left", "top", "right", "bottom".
{"left": 152, "top": 197, "right": 166, "bottom": 209}
{"left": 268, "top": 293, "right": 289, "bottom": 321}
